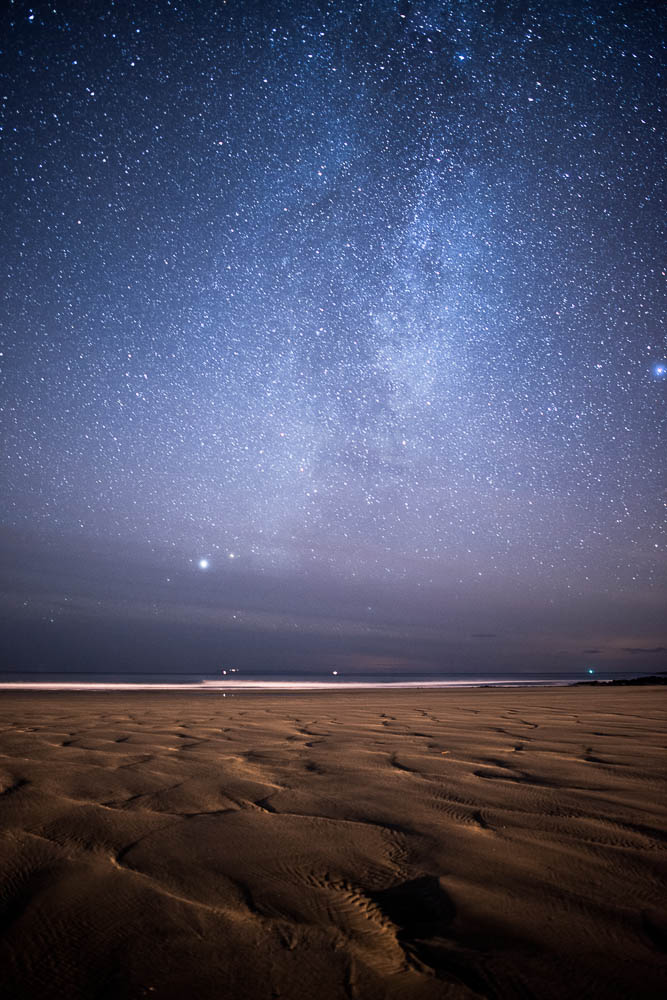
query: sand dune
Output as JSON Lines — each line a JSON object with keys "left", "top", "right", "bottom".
{"left": 0, "top": 688, "right": 665, "bottom": 999}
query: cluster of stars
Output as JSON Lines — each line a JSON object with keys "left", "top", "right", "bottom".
{"left": 0, "top": 1, "right": 664, "bottom": 671}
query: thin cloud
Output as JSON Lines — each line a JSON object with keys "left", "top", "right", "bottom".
{"left": 621, "top": 646, "right": 666, "bottom": 654}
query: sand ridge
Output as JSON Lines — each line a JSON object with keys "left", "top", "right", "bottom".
{"left": 0, "top": 688, "right": 665, "bottom": 999}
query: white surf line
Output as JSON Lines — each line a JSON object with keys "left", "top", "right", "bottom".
{"left": 0, "top": 678, "right": 570, "bottom": 691}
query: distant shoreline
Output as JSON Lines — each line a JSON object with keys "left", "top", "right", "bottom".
{"left": 574, "top": 674, "right": 666, "bottom": 687}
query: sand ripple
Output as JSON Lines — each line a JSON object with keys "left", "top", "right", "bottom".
{"left": 0, "top": 688, "right": 665, "bottom": 999}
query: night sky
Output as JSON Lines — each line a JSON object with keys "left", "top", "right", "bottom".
{"left": 1, "top": 0, "right": 665, "bottom": 678}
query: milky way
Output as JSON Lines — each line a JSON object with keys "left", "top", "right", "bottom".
{"left": 1, "top": 1, "right": 665, "bottom": 676}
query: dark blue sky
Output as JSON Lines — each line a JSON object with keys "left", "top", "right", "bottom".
{"left": 1, "top": 0, "right": 665, "bottom": 676}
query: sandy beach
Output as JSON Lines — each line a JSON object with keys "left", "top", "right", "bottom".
{"left": 0, "top": 687, "right": 665, "bottom": 999}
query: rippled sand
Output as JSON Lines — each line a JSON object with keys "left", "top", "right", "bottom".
{"left": 0, "top": 688, "right": 665, "bottom": 999}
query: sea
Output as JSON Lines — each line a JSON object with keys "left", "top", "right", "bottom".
{"left": 0, "top": 669, "right": 653, "bottom": 691}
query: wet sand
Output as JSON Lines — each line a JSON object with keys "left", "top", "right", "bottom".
{"left": 0, "top": 687, "right": 665, "bottom": 999}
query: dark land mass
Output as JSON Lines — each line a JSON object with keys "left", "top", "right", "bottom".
{"left": 575, "top": 675, "right": 667, "bottom": 687}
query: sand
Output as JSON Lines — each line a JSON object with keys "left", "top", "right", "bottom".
{"left": 0, "top": 688, "right": 665, "bottom": 1000}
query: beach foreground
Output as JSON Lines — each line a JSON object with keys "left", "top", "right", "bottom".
{"left": 0, "top": 688, "right": 665, "bottom": 999}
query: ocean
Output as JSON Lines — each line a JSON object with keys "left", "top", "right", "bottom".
{"left": 0, "top": 669, "right": 650, "bottom": 691}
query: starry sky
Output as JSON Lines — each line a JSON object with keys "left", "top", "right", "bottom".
{"left": 1, "top": 0, "right": 665, "bottom": 678}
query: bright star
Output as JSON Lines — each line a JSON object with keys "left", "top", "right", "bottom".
{"left": 198, "top": 558, "right": 209, "bottom": 570}
{"left": 653, "top": 363, "right": 666, "bottom": 378}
